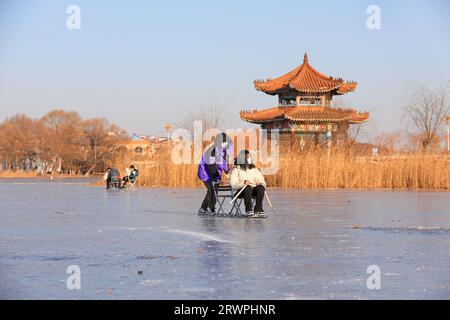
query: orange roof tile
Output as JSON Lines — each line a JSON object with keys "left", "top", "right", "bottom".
{"left": 254, "top": 53, "right": 357, "bottom": 95}
{"left": 240, "top": 106, "right": 369, "bottom": 124}
{"left": 240, "top": 106, "right": 292, "bottom": 122}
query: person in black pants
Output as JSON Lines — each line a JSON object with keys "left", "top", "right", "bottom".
{"left": 200, "top": 180, "right": 216, "bottom": 214}
{"left": 240, "top": 183, "right": 266, "bottom": 215}
{"left": 229, "top": 150, "right": 267, "bottom": 217}
{"left": 197, "top": 133, "right": 233, "bottom": 215}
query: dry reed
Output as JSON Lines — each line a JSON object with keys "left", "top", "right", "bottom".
{"left": 112, "top": 148, "right": 450, "bottom": 190}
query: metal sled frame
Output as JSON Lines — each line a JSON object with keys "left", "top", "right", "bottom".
{"left": 109, "top": 176, "right": 121, "bottom": 190}
{"left": 213, "top": 183, "right": 249, "bottom": 217}
{"left": 126, "top": 176, "right": 138, "bottom": 190}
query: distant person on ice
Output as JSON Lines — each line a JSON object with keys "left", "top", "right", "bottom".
{"left": 230, "top": 150, "right": 267, "bottom": 217}
{"left": 121, "top": 165, "right": 138, "bottom": 188}
{"left": 197, "top": 132, "right": 233, "bottom": 215}
{"left": 105, "top": 167, "right": 121, "bottom": 189}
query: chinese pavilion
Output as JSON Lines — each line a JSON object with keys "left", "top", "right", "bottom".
{"left": 240, "top": 53, "right": 369, "bottom": 146}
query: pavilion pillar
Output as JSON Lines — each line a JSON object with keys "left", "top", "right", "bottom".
{"left": 343, "top": 123, "right": 350, "bottom": 145}
{"left": 332, "top": 129, "right": 338, "bottom": 147}
{"left": 326, "top": 124, "right": 333, "bottom": 148}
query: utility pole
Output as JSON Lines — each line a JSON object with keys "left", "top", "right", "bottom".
{"left": 163, "top": 123, "right": 173, "bottom": 140}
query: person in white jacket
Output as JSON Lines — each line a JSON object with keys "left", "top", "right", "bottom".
{"left": 229, "top": 150, "right": 267, "bottom": 217}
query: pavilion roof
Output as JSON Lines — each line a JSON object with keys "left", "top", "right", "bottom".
{"left": 254, "top": 53, "right": 357, "bottom": 95}
{"left": 240, "top": 106, "right": 369, "bottom": 124}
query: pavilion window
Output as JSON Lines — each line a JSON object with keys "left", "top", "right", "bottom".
{"left": 279, "top": 97, "right": 296, "bottom": 106}
{"left": 299, "top": 97, "right": 321, "bottom": 106}
{"left": 273, "top": 122, "right": 282, "bottom": 129}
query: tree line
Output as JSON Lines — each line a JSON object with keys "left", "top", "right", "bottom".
{"left": 0, "top": 110, "right": 128, "bottom": 174}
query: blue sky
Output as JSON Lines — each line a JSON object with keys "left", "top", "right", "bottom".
{"left": 0, "top": 0, "right": 449, "bottom": 137}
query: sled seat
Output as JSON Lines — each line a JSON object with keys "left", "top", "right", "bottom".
{"left": 212, "top": 183, "right": 244, "bottom": 216}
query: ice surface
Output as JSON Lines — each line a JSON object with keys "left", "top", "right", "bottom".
{"left": 0, "top": 179, "right": 449, "bottom": 299}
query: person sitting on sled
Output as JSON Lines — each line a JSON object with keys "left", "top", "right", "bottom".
{"left": 197, "top": 132, "right": 233, "bottom": 215}
{"left": 229, "top": 150, "right": 267, "bottom": 217}
{"left": 121, "top": 165, "right": 138, "bottom": 188}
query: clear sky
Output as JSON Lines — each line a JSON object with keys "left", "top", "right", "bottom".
{"left": 0, "top": 0, "right": 449, "bottom": 137}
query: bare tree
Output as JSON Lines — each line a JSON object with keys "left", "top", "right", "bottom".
{"left": 404, "top": 84, "right": 450, "bottom": 151}
{"left": 372, "top": 131, "right": 403, "bottom": 154}
{"left": 176, "top": 103, "right": 225, "bottom": 136}
{"left": 81, "top": 118, "right": 128, "bottom": 175}
{"left": 348, "top": 123, "right": 367, "bottom": 144}
{"left": 333, "top": 96, "right": 371, "bottom": 145}
{"left": 40, "top": 110, "right": 83, "bottom": 171}
{"left": 0, "top": 114, "right": 49, "bottom": 170}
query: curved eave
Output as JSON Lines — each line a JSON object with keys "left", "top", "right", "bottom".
{"left": 240, "top": 117, "right": 276, "bottom": 124}
{"left": 240, "top": 108, "right": 288, "bottom": 124}
{"left": 254, "top": 80, "right": 357, "bottom": 95}
{"left": 253, "top": 55, "right": 357, "bottom": 95}
{"left": 285, "top": 115, "right": 351, "bottom": 123}
{"left": 241, "top": 107, "right": 369, "bottom": 125}
{"left": 335, "top": 82, "right": 358, "bottom": 95}
{"left": 349, "top": 113, "right": 370, "bottom": 124}
{"left": 253, "top": 84, "right": 281, "bottom": 96}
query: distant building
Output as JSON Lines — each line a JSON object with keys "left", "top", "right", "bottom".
{"left": 120, "top": 136, "right": 172, "bottom": 157}
{"left": 240, "top": 53, "right": 369, "bottom": 146}
{"left": 123, "top": 140, "right": 154, "bottom": 155}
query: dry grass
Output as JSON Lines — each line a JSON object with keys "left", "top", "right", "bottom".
{"left": 0, "top": 171, "right": 40, "bottom": 178}
{"left": 0, "top": 171, "right": 101, "bottom": 179}
{"left": 266, "top": 150, "right": 450, "bottom": 190}
{"left": 112, "top": 151, "right": 201, "bottom": 188}
{"left": 112, "top": 148, "right": 450, "bottom": 190}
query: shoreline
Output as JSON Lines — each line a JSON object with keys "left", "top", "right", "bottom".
{"left": 89, "top": 182, "right": 449, "bottom": 192}
{"left": 0, "top": 173, "right": 102, "bottom": 179}
{"left": 1, "top": 173, "right": 448, "bottom": 191}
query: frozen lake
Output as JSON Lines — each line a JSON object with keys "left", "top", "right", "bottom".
{"left": 0, "top": 178, "right": 449, "bottom": 299}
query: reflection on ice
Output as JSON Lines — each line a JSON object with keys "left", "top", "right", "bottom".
{"left": 166, "top": 228, "right": 235, "bottom": 243}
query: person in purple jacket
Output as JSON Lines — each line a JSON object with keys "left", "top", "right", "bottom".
{"left": 197, "top": 132, "right": 233, "bottom": 215}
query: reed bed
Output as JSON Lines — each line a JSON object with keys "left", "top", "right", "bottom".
{"left": 112, "top": 148, "right": 450, "bottom": 190}
{"left": 0, "top": 171, "right": 39, "bottom": 178}
{"left": 265, "top": 150, "right": 450, "bottom": 190}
